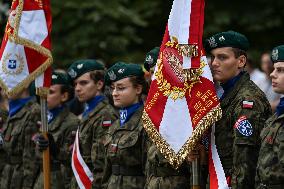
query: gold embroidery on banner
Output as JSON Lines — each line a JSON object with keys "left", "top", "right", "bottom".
{"left": 2, "top": 53, "right": 25, "bottom": 75}
{"left": 165, "top": 37, "right": 198, "bottom": 57}
{"left": 0, "top": 0, "right": 53, "bottom": 97}
{"left": 155, "top": 52, "right": 205, "bottom": 100}
{"left": 143, "top": 104, "right": 222, "bottom": 169}
{"left": 145, "top": 92, "right": 159, "bottom": 111}
{"left": 35, "top": 0, "right": 43, "bottom": 8}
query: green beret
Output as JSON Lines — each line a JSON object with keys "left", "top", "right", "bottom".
{"left": 105, "top": 62, "right": 144, "bottom": 85}
{"left": 144, "top": 47, "right": 160, "bottom": 72}
{"left": 271, "top": 45, "right": 284, "bottom": 63}
{"left": 67, "top": 59, "right": 104, "bottom": 80}
{"left": 51, "top": 71, "right": 70, "bottom": 85}
{"left": 204, "top": 30, "right": 249, "bottom": 53}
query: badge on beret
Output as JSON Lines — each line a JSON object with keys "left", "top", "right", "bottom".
{"left": 52, "top": 74, "right": 58, "bottom": 79}
{"left": 77, "top": 64, "right": 83, "bottom": 69}
{"left": 118, "top": 68, "right": 125, "bottom": 74}
{"left": 68, "top": 69, "right": 77, "bottom": 79}
{"left": 145, "top": 55, "right": 154, "bottom": 65}
{"left": 234, "top": 116, "right": 253, "bottom": 137}
{"left": 272, "top": 49, "right": 279, "bottom": 61}
{"left": 208, "top": 37, "right": 218, "bottom": 48}
{"left": 108, "top": 70, "right": 116, "bottom": 81}
{"left": 219, "top": 36, "right": 225, "bottom": 42}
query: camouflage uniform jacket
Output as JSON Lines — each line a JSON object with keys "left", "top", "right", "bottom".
{"left": 71, "top": 99, "right": 118, "bottom": 189}
{"left": 255, "top": 113, "right": 284, "bottom": 189}
{"left": 102, "top": 106, "right": 148, "bottom": 189}
{"left": 144, "top": 144, "right": 191, "bottom": 189}
{"left": 0, "top": 98, "right": 41, "bottom": 189}
{"left": 0, "top": 108, "right": 8, "bottom": 174}
{"left": 215, "top": 72, "right": 271, "bottom": 189}
{"left": 33, "top": 106, "right": 79, "bottom": 189}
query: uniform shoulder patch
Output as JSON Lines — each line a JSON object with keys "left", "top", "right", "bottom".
{"left": 242, "top": 100, "right": 254, "bottom": 109}
{"left": 234, "top": 116, "right": 253, "bottom": 136}
{"left": 102, "top": 120, "right": 112, "bottom": 127}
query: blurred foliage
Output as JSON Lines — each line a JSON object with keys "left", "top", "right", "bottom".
{"left": 0, "top": 0, "right": 284, "bottom": 69}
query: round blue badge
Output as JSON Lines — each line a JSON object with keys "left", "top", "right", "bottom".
{"left": 235, "top": 116, "right": 253, "bottom": 137}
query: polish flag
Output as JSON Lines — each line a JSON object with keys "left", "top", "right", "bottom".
{"left": 71, "top": 130, "right": 94, "bottom": 189}
{"left": 0, "top": 0, "right": 52, "bottom": 96}
{"left": 143, "top": 0, "right": 222, "bottom": 169}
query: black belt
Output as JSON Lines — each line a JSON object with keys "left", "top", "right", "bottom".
{"left": 112, "top": 165, "right": 143, "bottom": 176}
{"left": 259, "top": 183, "right": 284, "bottom": 189}
{"left": 152, "top": 166, "right": 190, "bottom": 177}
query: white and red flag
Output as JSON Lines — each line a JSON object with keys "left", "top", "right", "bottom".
{"left": 0, "top": 0, "right": 52, "bottom": 96}
{"left": 71, "top": 130, "right": 94, "bottom": 189}
{"left": 143, "top": 0, "right": 222, "bottom": 169}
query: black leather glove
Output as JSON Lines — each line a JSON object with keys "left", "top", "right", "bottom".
{"left": 35, "top": 133, "right": 58, "bottom": 156}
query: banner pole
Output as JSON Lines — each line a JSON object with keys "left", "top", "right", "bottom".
{"left": 192, "top": 158, "right": 201, "bottom": 189}
{"left": 37, "top": 87, "right": 50, "bottom": 189}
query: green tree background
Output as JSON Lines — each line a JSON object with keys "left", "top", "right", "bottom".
{"left": 1, "top": 0, "right": 284, "bottom": 68}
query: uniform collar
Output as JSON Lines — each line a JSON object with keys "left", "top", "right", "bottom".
{"left": 48, "top": 106, "right": 64, "bottom": 124}
{"left": 8, "top": 96, "right": 33, "bottom": 117}
{"left": 276, "top": 97, "right": 284, "bottom": 116}
{"left": 82, "top": 95, "right": 105, "bottom": 118}
{"left": 220, "top": 72, "right": 250, "bottom": 107}
{"left": 220, "top": 71, "right": 244, "bottom": 100}
{"left": 119, "top": 101, "right": 143, "bottom": 127}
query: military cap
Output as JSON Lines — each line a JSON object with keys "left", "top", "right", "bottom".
{"left": 51, "top": 71, "right": 70, "bottom": 85}
{"left": 271, "top": 45, "right": 284, "bottom": 63}
{"left": 67, "top": 59, "right": 104, "bottom": 80}
{"left": 204, "top": 30, "right": 249, "bottom": 53}
{"left": 105, "top": 62, "right": 144, "bottom": 85}
{"left": 144, "top": 47, "right": 160, "bottom": 72}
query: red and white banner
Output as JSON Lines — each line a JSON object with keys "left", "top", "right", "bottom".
{"left": 143, "top": 0, "right": 222, "bottom": 168}
{"left": 0, "top": 0, "right": 52, "bottom": 96}
{"left": 209, "top": 125, "right": 230, "bottom": 189}
{"left": 71, "top": 130, "right": 94, "bottom": 189}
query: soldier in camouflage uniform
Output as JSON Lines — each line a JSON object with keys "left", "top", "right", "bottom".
{"left": 204, "top": 31, "right": 272, "bottom": 188}
{"left": 102, "top": 62, "right": 149, "bottom": 189}
{"left": 33, "top": 71, "right": 79, "bottom": 189}
{"left": 0, "top": 86, "right": 41, "bottom": 189}
{"left": 144, "top": 144, "right": 191, "bottom": 189}
{"left": 255, "top": 45, "right": 284, "bottom": 189}
{"left": 67, "top": 59, "right": 118, "bottom": 189}
{"left": 0, "top": 92, "right": 8, "bottom": 179}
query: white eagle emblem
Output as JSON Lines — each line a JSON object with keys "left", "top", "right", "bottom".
{"left": 108, "top": 70, "right": 116, "bottom": 81}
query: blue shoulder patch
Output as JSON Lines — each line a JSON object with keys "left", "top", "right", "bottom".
{"left": 234, "top": 116, "right": 253, "bottom": 137}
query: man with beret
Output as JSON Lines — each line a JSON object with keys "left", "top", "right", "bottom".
{"left": 67, "top": 59, "right": 118, "bottom": 189}
{"left": 204, "top": 30, "right": 272, "bottom": 188}
{"left": 255, "top": 45, "right": 284, "bottom": 189}
{"left": 33, "top": 71, "right": 79, "bottom": 189}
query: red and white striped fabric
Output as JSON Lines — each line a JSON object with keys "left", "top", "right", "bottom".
{"left": 0, "top": 0, "right": 52, "bottom": 96}
{"left": 71, "top": 130, "right": 94, "bottom": 189}
{"left": 143, "top": 0, "right": 222, "bottom": 168}
{"left": 209, "top": 125, "right": 230, "bottom": 189}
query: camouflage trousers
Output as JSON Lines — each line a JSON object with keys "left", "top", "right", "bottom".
{"left": 33, "top": 170, "right": 64, "bottom": 189}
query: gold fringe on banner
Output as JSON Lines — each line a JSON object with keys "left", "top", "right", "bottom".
{"left": 0, "top": 0, "right": 53, "bottom": 97}
{"left": 142, "top": 104, "right": 222, "bottom": 169}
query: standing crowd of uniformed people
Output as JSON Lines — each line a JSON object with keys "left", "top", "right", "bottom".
{"left": 0, "top": 30, "right": 283, "bottom": 189}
